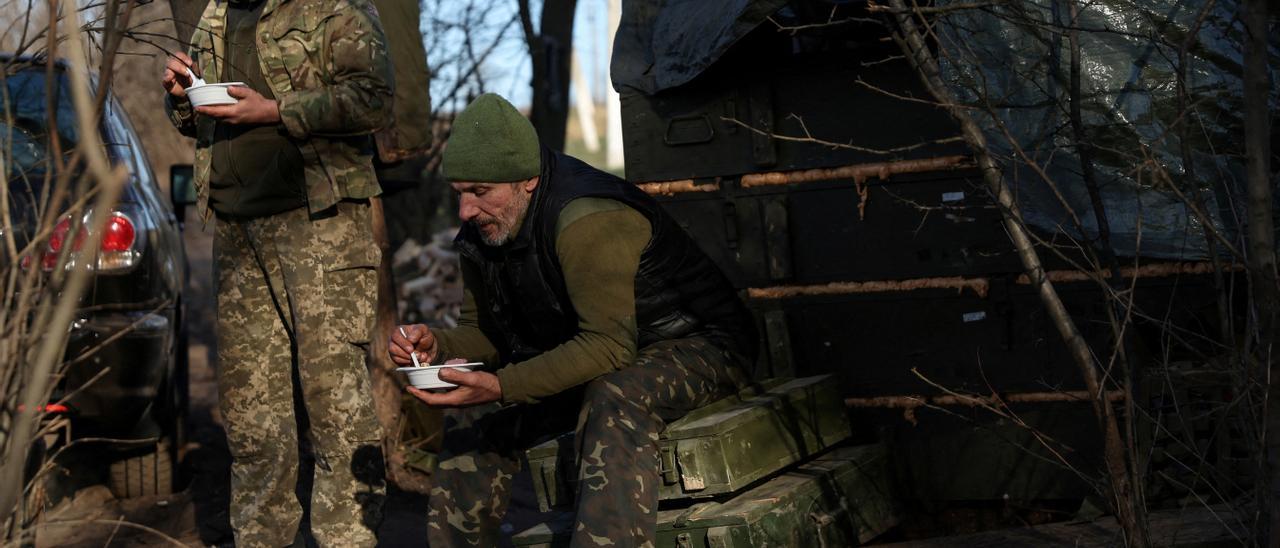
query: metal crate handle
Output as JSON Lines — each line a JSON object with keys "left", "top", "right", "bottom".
{"left": 664, "top": 114, "right": 715, "bottom": 146}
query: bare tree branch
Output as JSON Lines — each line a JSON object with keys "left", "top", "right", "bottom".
{"left": 885, "top": 1, "right": 1150, "bottom": 543}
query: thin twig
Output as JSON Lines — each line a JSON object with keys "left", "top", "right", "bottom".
{"left": 721, "top": 113, "right": 966, "bottom": 155}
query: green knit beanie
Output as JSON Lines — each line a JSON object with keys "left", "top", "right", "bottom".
{"left": 443, "top": 93, "right": 541, "bottom": 182}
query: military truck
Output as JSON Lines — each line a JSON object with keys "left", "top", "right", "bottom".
{"left": 514, "top": 0, "right": 1260, "bottom": 545}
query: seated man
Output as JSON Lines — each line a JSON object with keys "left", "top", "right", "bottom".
{"left": 389, "top": 93, "right": 757, "bottom": 546}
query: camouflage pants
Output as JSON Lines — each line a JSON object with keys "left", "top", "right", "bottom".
{"left": 428, "top": 337, "right": 749, "bottom": 547}
{"left": 214, "top": 202, "right": 385, "bottom": 547}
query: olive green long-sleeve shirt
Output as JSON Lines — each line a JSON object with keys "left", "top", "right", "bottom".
{"left": 434, "top": 198, "right": 652, "bottom": 404}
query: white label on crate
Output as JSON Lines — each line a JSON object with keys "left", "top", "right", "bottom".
{"left": 942, "top": 191, "right": 966, "bottom": 202}
{"left": 962, "top": 311, "right": 987, "bottom": 323}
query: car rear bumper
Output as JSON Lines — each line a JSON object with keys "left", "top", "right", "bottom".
{"left": 57, "top": 309, "right": 175, "bottom": 441}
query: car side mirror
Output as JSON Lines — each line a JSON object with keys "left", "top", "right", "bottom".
{"left": 170, "top": 164, "right": 195, "bottom": 228}
{"left": 170, "top": 164, "right": 196, "bottom": 207}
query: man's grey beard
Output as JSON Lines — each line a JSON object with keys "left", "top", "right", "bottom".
{"left": 478, "top": 224, "right": 512, "bottom": 247}
{"left": 475, "top": 185, "right": 531, "bottom": 247}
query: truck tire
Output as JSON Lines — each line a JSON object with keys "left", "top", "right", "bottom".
{"left": 108, "top": 444, "right": 173, "bottom": 498}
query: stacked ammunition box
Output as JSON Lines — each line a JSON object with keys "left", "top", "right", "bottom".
{"left": 513, "top": 376, "right": 900, "bottom": 546}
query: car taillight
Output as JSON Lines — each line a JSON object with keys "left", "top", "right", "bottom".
{"left": 40, "top": 217, "right": 80, "bottom": 271}
{"left": 101, "top": 213, "right": 135, "bottom": 252}
{"left": 95, "top": 212, "right": 140, "bottom": 271}
{"left": 26, "top": 211, "right": 141, "bottom": 272}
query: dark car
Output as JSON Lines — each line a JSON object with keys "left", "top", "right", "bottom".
{"left": 3, "top": 59, "right": 189, "bottom": 498}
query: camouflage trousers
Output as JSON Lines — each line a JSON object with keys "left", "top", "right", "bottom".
{"left": 214, "top": 202, "right": 385, "bottom": 547}
{"left": 428, "top": 336, "right": 749, "bottom": 547}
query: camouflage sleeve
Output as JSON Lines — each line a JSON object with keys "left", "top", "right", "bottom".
{"left": 434, "top": 259, "right": 501, "bottom": 366}
{"left": 277, "top": 1, "right": 395, "bottom": 139}
{"left": 164, "top": 43, "right": 199, "bottom": 137}
{"left": 165, "top": 93, "right": 197, "bottom": 137}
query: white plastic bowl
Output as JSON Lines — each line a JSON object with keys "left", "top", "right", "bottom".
{"left": 396, "top": 363, "right": 480, "bottom": 391}
{"left": 186, "top": 82, "right": 245, "bottom": 107}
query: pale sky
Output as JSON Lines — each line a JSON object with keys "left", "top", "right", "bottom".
{"left": 422, "top": 0, "right": 615, "bottom": 113}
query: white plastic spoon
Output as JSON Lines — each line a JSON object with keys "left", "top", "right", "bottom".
{"left": 399, "top": 326, "right": 423, "bottom": 367}
{"left": 185, "top": 66, "right": 206, "bottom": 88}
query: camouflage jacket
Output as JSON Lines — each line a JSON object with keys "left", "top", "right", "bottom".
{"left": 166, "top": 0, "right": 393, "bottom": 220}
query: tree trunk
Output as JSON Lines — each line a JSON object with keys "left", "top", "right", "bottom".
{"left": 605, "top": 0, "right": 624, "bottom": 170}
{"left": 167, "top": 0, "right": 207, "bottom": 44}
{"left": 368, "top": 197, "right": 433, "bottom": 494}
{"left": 519, "top": 0, "right": 577, "bottom": 152}
{"left": 371, "top": 0, "right": 433, "bottom": 164}
{"left": 1242, "top": 0, "right": 1278, "bottom": 544}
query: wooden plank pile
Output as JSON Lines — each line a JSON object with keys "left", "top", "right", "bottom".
{"left": 393, "top": 227, "right": 464, "bottom": 327}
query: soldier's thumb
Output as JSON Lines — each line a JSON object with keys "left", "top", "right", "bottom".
{"left": 438, "top": 367, "right": 470, "bottom": 384}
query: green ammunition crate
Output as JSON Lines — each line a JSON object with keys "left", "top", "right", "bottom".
{"left": 525, "top": 375, "right": 852, "bottom": 511}
{"left": 514, "top": 444, "right": 899, "bottom": 547}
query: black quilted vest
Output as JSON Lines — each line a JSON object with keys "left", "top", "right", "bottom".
{"left": 454, "top": 150, "right": 757, "bottom": 365}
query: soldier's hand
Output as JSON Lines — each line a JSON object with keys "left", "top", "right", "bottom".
{"left": 406, "top": 368, "right": 502, "bottom": 408}
{"left": 161, "top": 52, "right": 198, "bottom": 98}
{"left": 389, "top": 323, "right": 438, "bottom": 366}
{"left": 196, "top": 86, "right": 281, "bottom": 125}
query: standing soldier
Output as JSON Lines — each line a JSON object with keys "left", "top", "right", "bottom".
{"left": 161, "top": 0, "right": 393, "bottom": 545}
{"left": 389, "top": 93, "right": 758, "bottom": 546}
